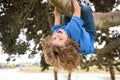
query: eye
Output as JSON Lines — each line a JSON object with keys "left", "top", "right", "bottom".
{"left": 59, "top": 38, "right": 63, "bottom": 40}
{"left": 53, "top": 38, "right": 56, "bottom": 40}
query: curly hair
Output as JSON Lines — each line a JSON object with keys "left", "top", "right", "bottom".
{"left": 41, "top": 35, "right": 80, "bottom": 72}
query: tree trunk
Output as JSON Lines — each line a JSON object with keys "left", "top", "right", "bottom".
{"left": 54, "top": 69, "right": 58, "bottom": 80}
{"left": 109, "top": 64, "right": 115, "bottom": 80}
{"left": 68, "top": 72, "right": 71, "bottom": 80}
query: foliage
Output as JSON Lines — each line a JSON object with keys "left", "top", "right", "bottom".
{"left": 89, "top": 0, "right": 116, "bottom": 12}
{"left": 0, "top": 0, "right": 51, "bottom": 54}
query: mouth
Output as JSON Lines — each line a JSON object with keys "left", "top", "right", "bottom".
{"left": 57, "top": 30, "right": 62, "bottom": 34}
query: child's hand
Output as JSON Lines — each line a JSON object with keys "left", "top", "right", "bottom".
{"left": 72, "top": 0, "right": 81, "bottom": 18}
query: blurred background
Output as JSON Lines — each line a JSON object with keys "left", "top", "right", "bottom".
{"left": 0, "top": 0, "right": 120, "bottom": 80}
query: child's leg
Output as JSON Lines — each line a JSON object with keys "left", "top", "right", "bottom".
{"left": 62, "top": 4, "right": 96, "bottom": 38}
{"left": 79, "top": 4, "right": 96, "bottom": 37}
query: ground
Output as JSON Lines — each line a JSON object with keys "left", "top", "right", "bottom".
{"left": 0, "top": 67, "right": 120, "bottom": 80}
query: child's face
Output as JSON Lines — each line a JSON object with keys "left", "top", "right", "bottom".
{"left": 52, "top": 29, "right": 68, "bottom": 46}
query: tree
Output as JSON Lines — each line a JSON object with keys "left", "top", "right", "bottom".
{"left": 0, "top": 0, "right": 50, "bottom": 54}
{"left": 0, "top": 0, "right": 120, "bottom": 80}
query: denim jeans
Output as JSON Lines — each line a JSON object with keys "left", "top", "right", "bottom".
{"left": 62, "top": 4, "right": 96, "bottom": 38}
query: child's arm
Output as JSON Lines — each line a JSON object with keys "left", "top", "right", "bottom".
{"left": 72, "top": 0, "right": 81, "bottom": 18}
{"left": 54, "top": 7, "right": 61, "bottom": 25}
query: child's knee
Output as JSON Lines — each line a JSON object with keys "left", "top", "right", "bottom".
{"left": 81, "top": 5, "right": 92, "bottom": 13}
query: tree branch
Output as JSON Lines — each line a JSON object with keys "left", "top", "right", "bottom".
{"left": 93, "top": 11, "right": 120, "bottom": 30}
{"left": 95, "top": 38, "right": 120, "bottom": 55}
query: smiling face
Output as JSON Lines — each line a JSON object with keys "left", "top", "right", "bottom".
{"left": 52, "top": 29, "right": 68, "bottom": 46}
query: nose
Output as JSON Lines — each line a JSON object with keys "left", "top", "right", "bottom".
{"left": 53, "top": 34, "right": 62, "bottom": 40}
{"left": 55, "top": 33, "right": 61, "bottom": 37}
{"left": 52, "top": 38, "right": 61, "bottom": 46}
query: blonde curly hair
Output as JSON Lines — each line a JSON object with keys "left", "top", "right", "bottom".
{"left": 41, "top": 35, "right": 80, "bottom": 72}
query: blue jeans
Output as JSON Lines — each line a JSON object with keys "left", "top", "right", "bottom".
{"left": 62, "top": 4, "right": 96, "bottom": 38}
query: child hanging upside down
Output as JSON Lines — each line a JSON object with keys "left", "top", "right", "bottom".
{"left": 42, "top": 0, "right": 96, "bottom": 72}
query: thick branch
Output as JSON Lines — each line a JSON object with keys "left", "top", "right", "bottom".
{"left": 93, "top": 11, "right": 120, "bottom": 30}
{"left": 95, "top": 38, "right": 120, "bottom": 55}
{"left": 49, "top": 0, "right": 73, "bottom": 17}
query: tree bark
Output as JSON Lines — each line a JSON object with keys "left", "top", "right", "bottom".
{"left": 95, "top": 38, "right": 120, "bottom": 55}
{"left": 109, "top": 64, "right": 115, "bottom": 80}
{"left": 54, "top": 69, "right": 58, "bottom": 80}
{"left": 68, "top": 72, "right": 71, "bottom": 80}
{"left": 49, "top": 0, "right": 73, "bottom": 17}
{"left": 93, "top": 11, "right": 120, "bottom": 30}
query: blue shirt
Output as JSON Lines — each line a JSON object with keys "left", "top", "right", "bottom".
{"left": 52, "top": 16, "right": 94, "bottom": 55}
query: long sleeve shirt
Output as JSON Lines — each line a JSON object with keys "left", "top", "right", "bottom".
{"left": 52, "top": 16, "right": 94, "bottom": 55}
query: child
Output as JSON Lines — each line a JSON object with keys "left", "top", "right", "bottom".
{"left": 42, "top": 0, "right": 96, "bottom": 72}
